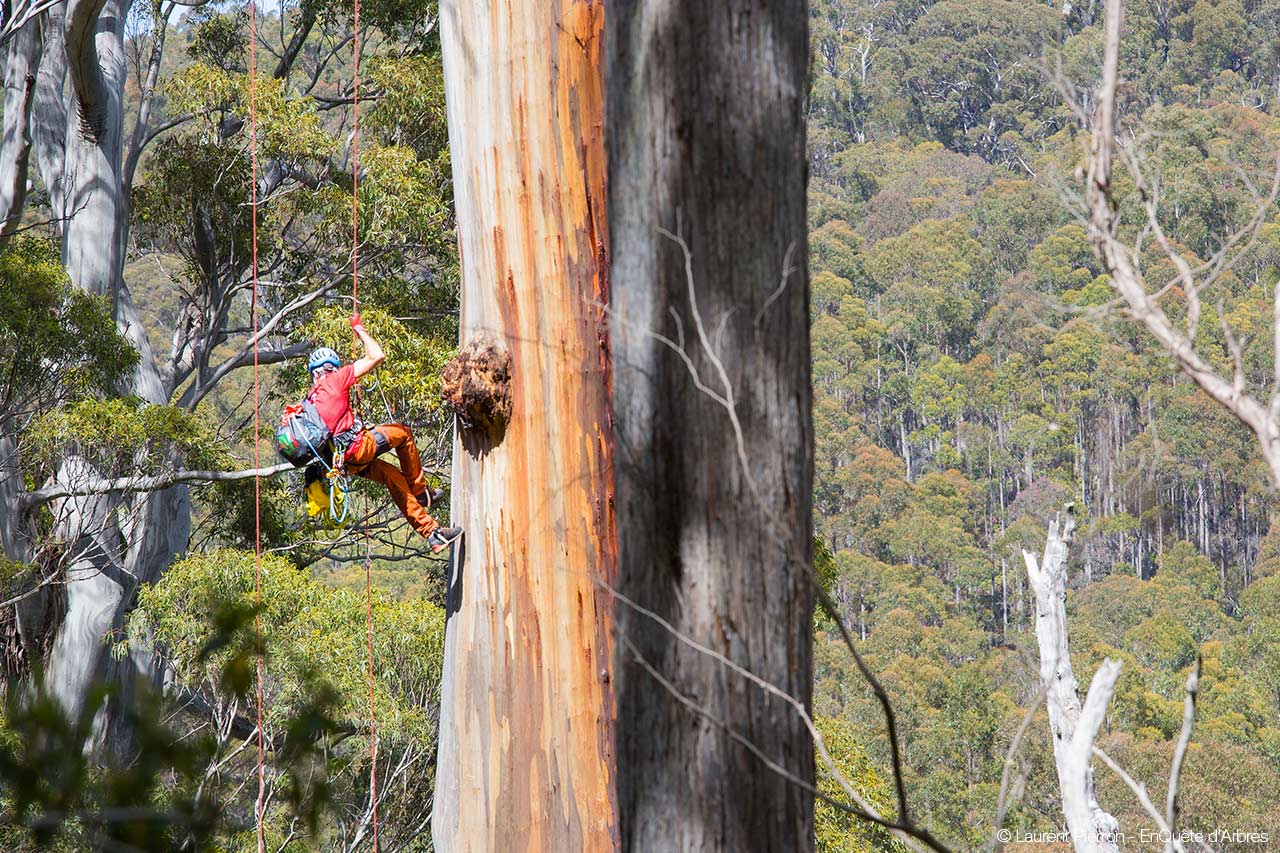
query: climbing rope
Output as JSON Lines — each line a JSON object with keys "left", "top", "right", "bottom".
{"left": 250, "top": 0, "right": 377, "bottom": 844}
{"left": 350, "top": 0, "right": 382, "bottom": 844}
{"left": 247, "top": 0, "right": 265, "bottom": 849}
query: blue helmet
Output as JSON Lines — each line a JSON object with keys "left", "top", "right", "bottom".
{"left": 308, "top": 347, "right": 341, "bottom": 372}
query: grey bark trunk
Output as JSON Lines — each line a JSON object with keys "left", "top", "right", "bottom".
{"left": 0, "top": 19, "right": 41, "bottom": 246}
{"left": 11, "top": 0, "right": 189, "bottom": 749}
{"left": 608, "top": 2, "right": 815, "bottom": 850}
{"left": 32, "top": 3, "right": 67, "bottom": 220}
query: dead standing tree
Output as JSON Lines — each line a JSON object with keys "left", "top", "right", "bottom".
{"left": 1022, "top": 506, "right": 1122, "bottom": 852}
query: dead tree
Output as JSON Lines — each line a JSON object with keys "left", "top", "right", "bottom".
{"left": 431, "top": 0, "right": 617, "bottom": 849}
{"left": 1086, "top": 0, "right": 1280, "bottom": 490}
{"left": 1023, "top": 507, "right": 1122, "bottom": 852}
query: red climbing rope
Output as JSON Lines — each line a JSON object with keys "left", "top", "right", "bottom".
{"left": 247, "top": 0, "right": 265, "bottom": 850}
{"left": 249, "top": 1, "right": 377, "bottom": 845}
{"left": 351, "top": 0, "right": 381, "bottom": 845}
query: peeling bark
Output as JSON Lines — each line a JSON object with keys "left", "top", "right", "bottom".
{"left": 609, "top": 1, "right": 815, "bottom": 849}
{"left": 433, "top": 0, "right": 616, "bottom": 849}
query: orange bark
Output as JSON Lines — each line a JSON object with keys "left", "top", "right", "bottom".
{"left": 433, "top": 0, "right": 616, "bottom": 849}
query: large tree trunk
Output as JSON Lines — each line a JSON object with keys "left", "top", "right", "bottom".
{"left": 15, "top": 0, "right": 189, "bottom": 748}
{"left": 0, "top": 18, "right": 41, "bottom": 246}
{"left": 608, "top": 2, "right": 815, "bottom": 850}
{"left": 432, "top": 1, "right": 617, "bottom": 849}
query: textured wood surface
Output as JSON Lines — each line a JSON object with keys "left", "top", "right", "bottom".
{"left": 433, "top": 1, "right": 617, "bottom": 849}
{"left": 608, "top": 2, "right": 816, "bottom": 850}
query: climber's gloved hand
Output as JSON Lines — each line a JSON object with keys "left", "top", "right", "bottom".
{"left": 349, "top": 313, "right": 364, "bottom": 332}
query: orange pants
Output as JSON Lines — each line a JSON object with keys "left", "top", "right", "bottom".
{"left": 345, "top": 423, "right": 438, "bottom": 537}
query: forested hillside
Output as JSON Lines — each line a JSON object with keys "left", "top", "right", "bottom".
{"left": 807, "top": 0, "right": 1280, "bottom": 847}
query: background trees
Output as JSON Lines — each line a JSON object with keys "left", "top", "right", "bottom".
{"left": 0, "top": 0, "right": 458, "bottom": 843}
{"left": 807, "top": 0, "right": 1280, "bottom": 846}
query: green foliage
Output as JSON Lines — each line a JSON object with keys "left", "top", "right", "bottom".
{"left": 123, "top": 549, "right": 444, "bottom": 846}
{"left": 0, "top": 238, "right": 136, "bottom": 415}
{"left": 132, "top": 548, "right": 443, "bottom": 738}
{"left": 0, "top": 604, "right": 341, "bottom": 849}
{"left": 805, "top": 1, "right": 1280, "bottom": 846}
{"left": 814, "top": 716, "right": 902, "bottom": 852}
{"left": 30, "top": 399, "right": 229, "bottom": 476}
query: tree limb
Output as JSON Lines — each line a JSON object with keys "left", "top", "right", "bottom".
{"left": 179, "top": 277, "right": 341, "bottom": 410}
{"left": 1165, "top": 657, "right": 1200, "bottom": 851}
{"left": 121, "top": 0, "right": 171, "bottom": 194}
{"left": 21, "top": 462, "right": 295, "bottom": 511}
{"left": 0, "top": 17, "right": 40, "bottom": 248}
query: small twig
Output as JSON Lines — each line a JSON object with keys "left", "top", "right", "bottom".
{"left": 988, "top": 687, "right": 1046, "bottom": 852}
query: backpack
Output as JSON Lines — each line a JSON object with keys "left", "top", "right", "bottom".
{"left": 274, "top": 397, "right": 332, "bottom": 467}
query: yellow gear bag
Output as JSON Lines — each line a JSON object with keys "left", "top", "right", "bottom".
{"left": 305, "top": 472, "right": 347, "bottom": 526}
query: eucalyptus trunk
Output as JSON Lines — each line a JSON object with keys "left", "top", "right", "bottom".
{"left": 0, "top": 19, "right": 41, "bottom": 246}
{"left": 608, "top": 1, "right": 816, "bottom": 849}
{"left": 432, "top": 0, "right": 617, "bottom": 849}
{"left": 9, "top": 0, "right": 189, "bottom": 749}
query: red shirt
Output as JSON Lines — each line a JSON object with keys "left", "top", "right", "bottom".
{"left": 310, "top": 365, "right": 357, "bottom": 436}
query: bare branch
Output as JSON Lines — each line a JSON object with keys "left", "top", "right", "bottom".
{"left": 1086, "top": 0, "right": 1280, "bottom": 486}
{"left": 21, "top": 462, "right": 295, "bottom": 511}
{"left": 1092, "top": 747, "right": 1179, "bottom": 847}
{"left": 180, "top": 277, "right": 342, "bottom": 409}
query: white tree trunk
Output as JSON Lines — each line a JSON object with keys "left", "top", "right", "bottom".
{"left": 433, "top": 1, "right": 617, "bottom": 849}
{"left": 61, "top": 0, "right": 125, "bottom": 299}
{"left": 1023, "top": 507, "right": 1122, "bottom": 852}
{"left": 12, "top": 0, "right": 189, "bottom": 748}
{"left": 31, "top": 3, "right": 67, "bottom": 221}
{"left": 0, "top": 18, "right": 41, "bottom": 245}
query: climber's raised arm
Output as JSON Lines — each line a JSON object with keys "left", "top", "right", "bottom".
{"left": 350, "top": 314, "right": 385, "bottom": 379}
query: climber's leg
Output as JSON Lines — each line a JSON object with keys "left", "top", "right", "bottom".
{"left": 350, "top": 456, "right": 438, "bottom": 538}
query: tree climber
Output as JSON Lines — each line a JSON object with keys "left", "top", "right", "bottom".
{"left": 307, "top": 314, "right": 463, "bottom": 553}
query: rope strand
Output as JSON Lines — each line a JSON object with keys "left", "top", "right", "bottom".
{"left": 247, "top": 0, "right": 265, "bottom": 849}
{"left": 351, "top": 2, "right": 381, "bottom": 846}
{"left": 249, "top": 3, "right": 376, "bottom": 846}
